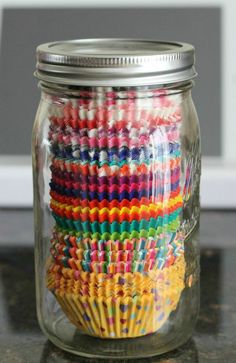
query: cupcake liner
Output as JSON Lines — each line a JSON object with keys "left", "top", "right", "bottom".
{"left": 52, "top": 257, "right": 157, "bottom": 273}
{"left": 48, "top": 130, "right": 181, "bottom": 159}
{"left": 47, "top": 253, "right": 185, "bottom": 298}
{"left": 50, "top": 216, "right": 181, "bottom": 242}
{"left": 51, "top": 246, "right": 161, "bottom": 263}
{"left": 51, "top": 226, "right": 183, "bottom": 251}
{"left": 49, "top": 142, "right": 181, "bottom": 163}
{"left": 47, "top": 89, "right": 183, "bottom": 134}
{"left": 49, "top": 179, "right": 181, "bottom": 201}
{"left": 50, "top": 165, "right": 180, "bottom": 185}
{"left": 50, "top": 239, "right": 183, "bottom": 263}
{"left": 49, "top": 228, "right": 184, "bottom": 272}
{"left": 49, "top": 184, "right": 182, "bottom": 208}
{"left": 49, "top": 170, "right": 181, "bottom": 200}
{"left": 50, "top": 168, "right": 181, "bottom": 190}
{"left": 49, "top": 194, "right": 182, "bottom": 223}
{"left": 50, "top": 166, "right": 181, "bottom": 191}
{"left": 48, "top": 108, "right": 181, "bottom": 134}
{"left": 51, "top": 207, "right": 182, "bottom": 236}
{"left": 55, "top": 293, "right": 159, "bottom": 338}
{"left": 48, "top": 112, "right": 181, "bottom": 137}
{"left": 50, "top": 249, "right": 182, "bottom": 273}
{"left": 50, "top": 157, "right": 181, "bottom": 177}
{"left": 47, "top": 266, "right": 163, "bottom": 297}
{"left": 47, "top": 254, "right": 186, "bottom": 338}
{"left": 49, "top": 133, "right": 181, "bottom": 158}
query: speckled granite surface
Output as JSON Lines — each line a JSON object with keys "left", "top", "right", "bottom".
{"left": 0, "top": 211, "right": 236, "bottom": 362}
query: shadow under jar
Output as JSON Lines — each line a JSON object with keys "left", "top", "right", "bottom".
{"left": 32, "top": 39, "right": 201, "bottom": 359}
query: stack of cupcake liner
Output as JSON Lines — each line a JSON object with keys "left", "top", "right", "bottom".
{"left": 46, "top": 87, "right": 187, "bottom": 338}
{"left": 47, "top": 252, "right": 185, "bottom": 338}
{"left": 49, "top": 226, "right": 184, "bottom": 273}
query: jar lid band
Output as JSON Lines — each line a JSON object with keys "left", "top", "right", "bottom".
{"left": 35, "top": 38, "right": 197, "bottom": 87}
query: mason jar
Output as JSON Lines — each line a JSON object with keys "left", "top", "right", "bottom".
{"left": 32, "top": 39, "right": 201, "bottom": 359}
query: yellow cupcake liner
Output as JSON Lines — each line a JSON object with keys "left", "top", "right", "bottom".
{"left": 50, "top": 195, "right": 183, "bottom": 221}
{"left": 47, "top": 255, "right": 186, "bottom": 338}
{"left": 55, "top": 293, "right": 161, "bottom": 338}
{"left": 47, "top": 267, "right": 159, "bottom": 298}
{"left": 48, "top": 275, "right": 157, "bottom": 298}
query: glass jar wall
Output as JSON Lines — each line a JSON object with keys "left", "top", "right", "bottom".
{"left": 33, "top": 39, "right": 201, "bottom": 359}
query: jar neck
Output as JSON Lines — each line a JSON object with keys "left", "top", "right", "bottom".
{"left": 39, "top": 80, "right": 194, "bottom": 100}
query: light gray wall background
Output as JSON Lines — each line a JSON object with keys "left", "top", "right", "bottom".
{"left": 0, "top": 7, "right": 221, "bottom": 156}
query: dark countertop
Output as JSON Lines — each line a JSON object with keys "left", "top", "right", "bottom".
{"left": 0, "top": 210, "right": 236, "bottom": 362}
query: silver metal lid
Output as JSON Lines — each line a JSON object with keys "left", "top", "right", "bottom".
{"left": 35, "top": 38, "right": 197, "bottom": 87}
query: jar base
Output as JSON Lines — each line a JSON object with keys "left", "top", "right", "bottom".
{"left": 44, "top": 309, "right": 197, "bottom": 359}
{"left": 47, "top": 327, "right": 194, "bottom": 359}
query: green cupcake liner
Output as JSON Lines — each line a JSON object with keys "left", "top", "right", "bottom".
{"left": 52, "top": 208, "right": 182, "bottom": 235}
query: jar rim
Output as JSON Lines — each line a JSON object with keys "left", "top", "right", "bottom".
{"left": 35, "top": 38, "right": 197, "bottom": 87}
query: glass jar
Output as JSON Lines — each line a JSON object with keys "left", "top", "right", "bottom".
{"left": 33, "top": 39, "right": 201, "bottom": 359}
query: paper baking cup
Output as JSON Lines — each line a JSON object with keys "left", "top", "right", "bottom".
{"left": 48, "top": 127, "right": 181, "bottom": 160}
{"left": 50, "top": 242, "right": 183, "bottom": 267}
{"left": 48, "top": 89, "right": 182, "bottom": 132}
{"left": 50, "top": 252, "right": 182, "bottom": 273}
{"left": 49, "top": 226, "right": 184, "bottom": 272}
{"left": 47, "top": 267, "right": 162, "bottom": 298}
{"left": 50, "top": 193, "right": 182, "bottom": 222}
{"left": 49, "top": 227, "right": 184, "bottom": 271}
{"left": 50, "top": 157, "right": 181, "bottom": 178}
{"left": 49, "top": 169, "right": 181, "bottom": 193}
{"left": 49, "top": 186, "right": 182, "bottom": 213}
{"left": 52, "top": 246, "right": 161, "bottom": 262}
{"left": 49, "top": 143, "right": 181, "bottom": 165}
{"left": 50, "top": 226, "right": 183, "bottom": 252}
{"left": 54, "top": 227, "right": 181, "bottom": 248}
{"left": 49, "top": 223, "right": 183, "bottom": 255}
{"left": 51, "top": 208, "right": 182, "bottom": 238}
{"left": 49, "top": 172, "right": 181, "bottom": 204}
{"left": 47, "top": 254, "right": 186, "bottom": 338}
{"left": 47, "top": 257, "right": 185, "bottom": 298}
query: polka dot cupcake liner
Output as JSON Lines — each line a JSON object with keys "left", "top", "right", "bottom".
{"left": 54, "top": 293, "right": 165, "bottom": 338}
{"left": 47, "top": 254, "right": 186, "bottom": 338}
